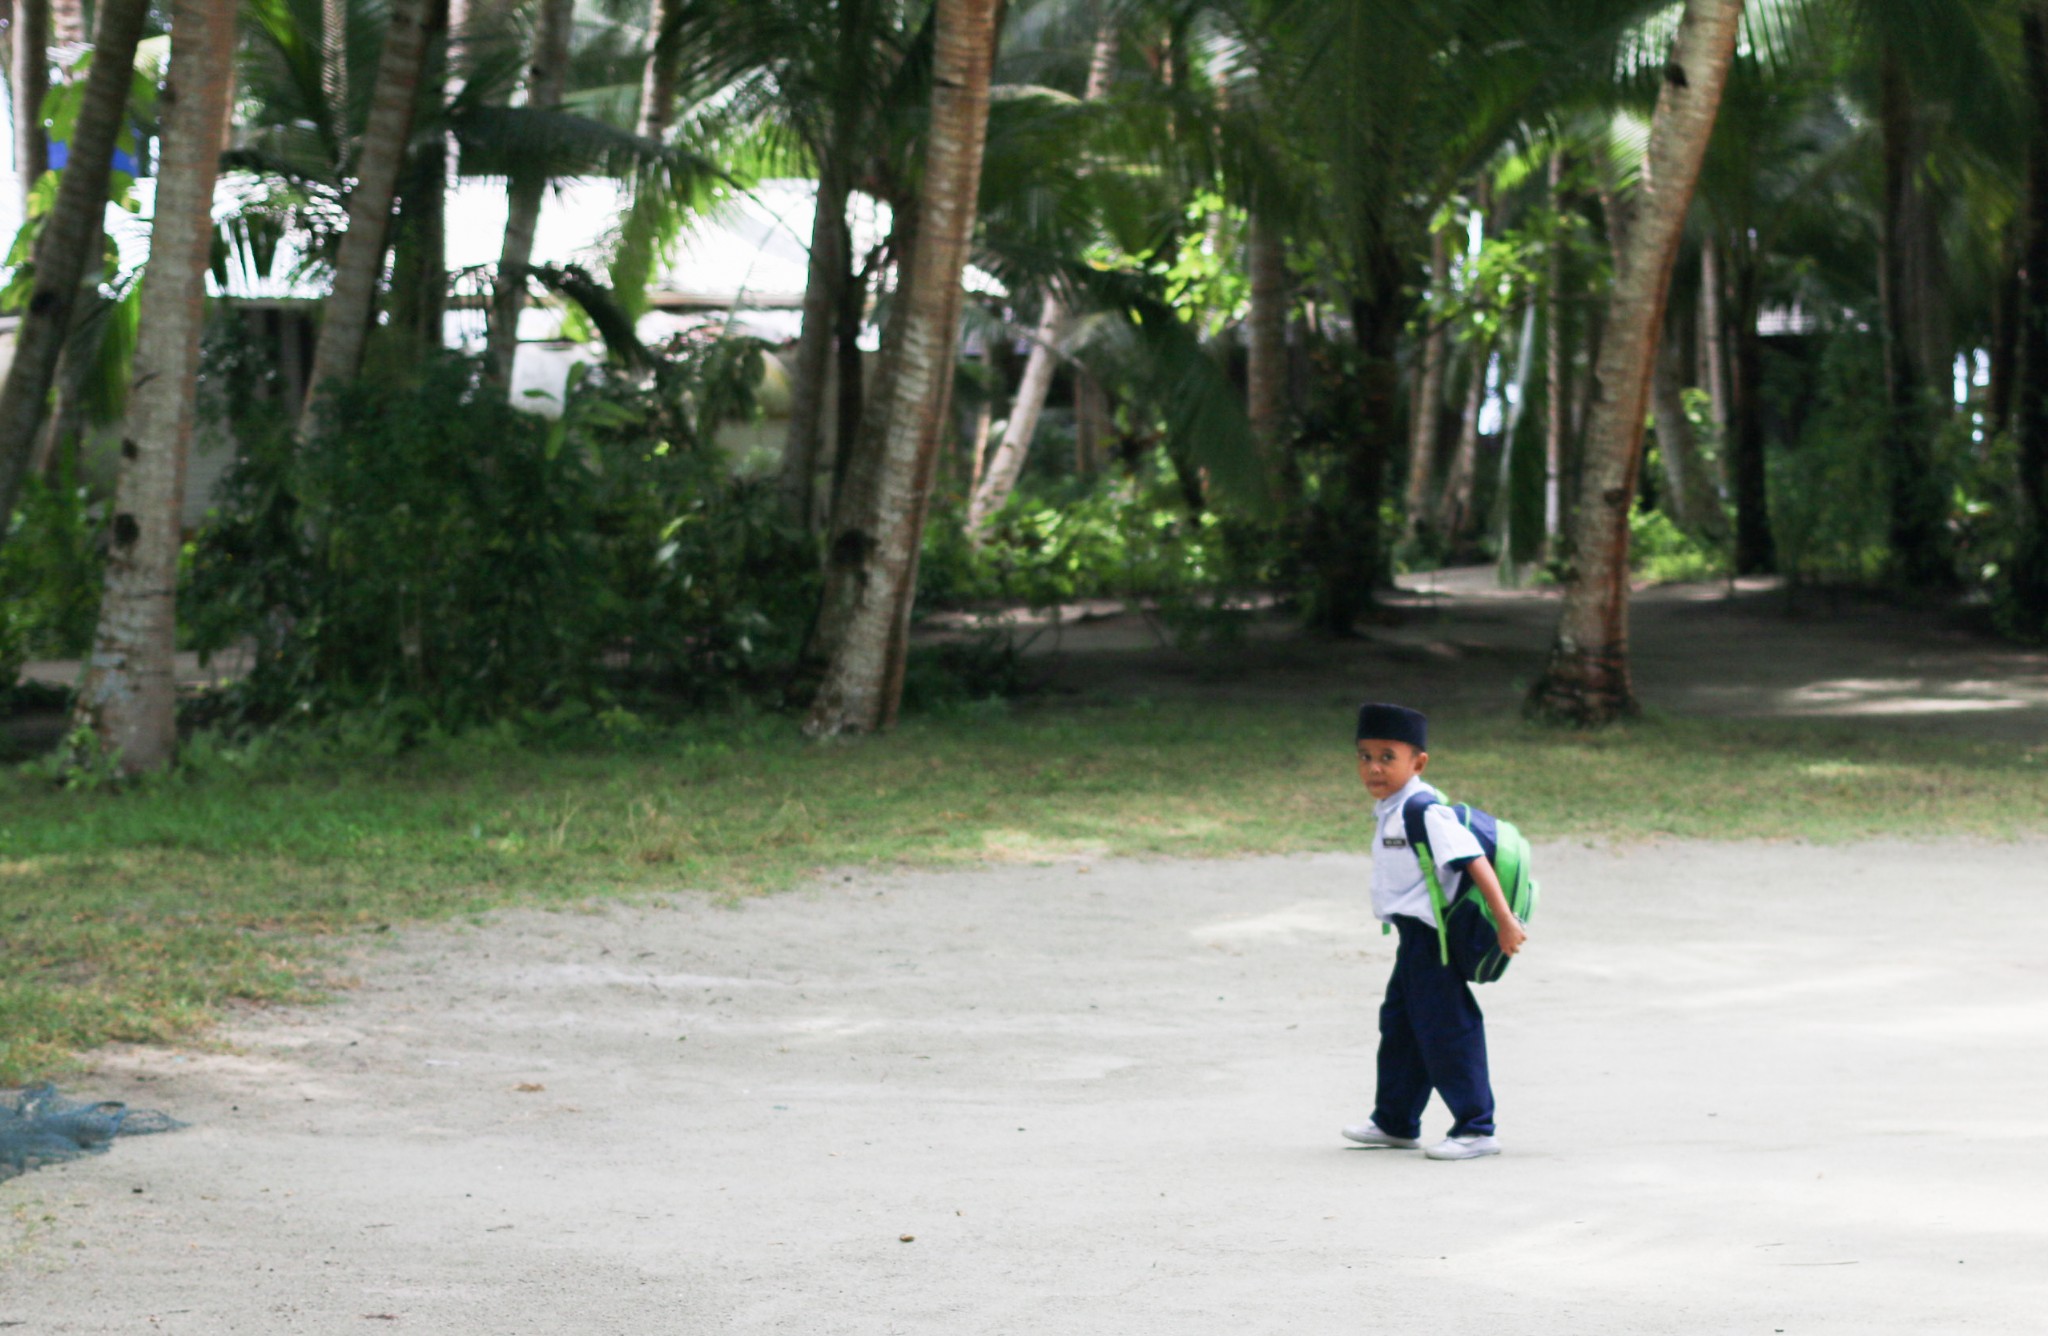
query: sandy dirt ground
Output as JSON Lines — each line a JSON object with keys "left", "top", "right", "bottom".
{"left": 6, "top": 838, "right": 2047, "bottom": 1334}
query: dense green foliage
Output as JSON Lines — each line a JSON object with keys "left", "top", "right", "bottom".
{"left": 0, "top": 469, "right": 104, "bottom": 693}
{"left": 182, "top": 350, "right": 818, "bottom": 726}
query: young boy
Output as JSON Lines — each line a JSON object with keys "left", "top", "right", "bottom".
{"left": 1342, "top": 702, "right": 1526, "bottom": 1161}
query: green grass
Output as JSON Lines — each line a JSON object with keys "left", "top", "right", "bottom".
{"left": 3, "top": 700, "right": 2044, "bottom": 1081}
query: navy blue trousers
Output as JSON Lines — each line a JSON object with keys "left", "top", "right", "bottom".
{"left": 1371, "top": 916, "right": 1495, "bottom": 1140}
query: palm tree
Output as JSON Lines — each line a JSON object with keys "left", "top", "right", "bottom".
{"left": 965, "top": 14, "right": 1118, "bottom": 532}
{"left": 298, "top": 0, "right": 432, "bottom": 434}
{"left": 12, "top": 0, "right": 48, "bottom": 220}
{"left": 806, "top": 0, "right": 1003, "bottom": 736}
{"left": 1526, "top": 0, "right": 1746, "bottom": 725}
{"left": 485, "top": 0, "right": 576, "bottom": 382}
{"left": 1245, "top": 0, "right": 1653, "bottom": 632}
{"left": 1401, "top": 224, "right": 1451, "bottom": 542}
{"left": 72, "top": 0, "right": 238, "bottom": 773}
{"left": 0, "top": 0, "right": 148, "bottom": 534}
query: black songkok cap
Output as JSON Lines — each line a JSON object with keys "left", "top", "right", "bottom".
{"left": 1356, "top": 702, "right": 1427, "bottom": 749}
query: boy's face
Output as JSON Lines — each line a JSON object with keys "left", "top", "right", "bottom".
{"left": 1356, "top": 738, "right": 1427, "bottom": 800}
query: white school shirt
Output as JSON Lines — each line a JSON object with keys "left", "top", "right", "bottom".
{"left": 1370, "top": 775, "right": 1486, "bottom": 926}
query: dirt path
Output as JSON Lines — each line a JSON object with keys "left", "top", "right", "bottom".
{"left": 7, "top": 839, "right": 2047, "bottom": 1333}
{"left": 1013, "top": 571, "right": 2048, "bottom": 741}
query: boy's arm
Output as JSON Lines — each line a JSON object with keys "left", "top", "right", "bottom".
{"left": 1464, "top": 855, "right": 1528, "bottom": 956}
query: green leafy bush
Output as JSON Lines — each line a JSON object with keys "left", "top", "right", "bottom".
{"left": 1629, "top": 503, "right": 1726, "bottom": 584}
{"left": 920, "top": 458, "right": 1274, "bottom": 628}
{"left": 184, "top": 348, "right": 817, "bottom": 728}
{"left": 1, "top": 465, "right": 105, "bottom": 693}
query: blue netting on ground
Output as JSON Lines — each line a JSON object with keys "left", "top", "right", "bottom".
{"left": 0, "top": 1084, "right": 184, "bottom": 1182}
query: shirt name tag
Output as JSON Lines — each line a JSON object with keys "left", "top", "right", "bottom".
{"left": 1382, "top": 837, "right": 1408, "bottom": 848}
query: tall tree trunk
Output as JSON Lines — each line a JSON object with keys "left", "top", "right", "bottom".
{"left": 1699, "top": 234, "right": 1729, "bottom": 436}
{"left": 829, "top": 249, "right": 867, "bottom": 522}
{"left": 0, "top": 0, "right": 146, "bottom": 532}
{"left": 324, "top": 0, "right": 350, "bottom": 173}
{"left": 965, "top": 297, "right": 1060, "bottom": 532}
{"left": 780, "top": 166, "right": 851, "bottom": 526}
{"left": 637, "top": 0, "right": 684, "bottom": 141}
{"left": 47, "top": 0, "right": 80, "bottom": 46}
{"left": 1402, "top": 226, "right": 1451, "bottom": 539}
{"left": 1877, "top": 54, "right": 1951, "bottom": 586}
{"left": 71, "top": 0, "right": 235, "bottom": 773}
{"left": 1527, "top": 0, "right": 1744, "bottom": 726}
{"left": 387, "top": 0, "right": 452, "bottom": 358}
{"left": 485, "top": 0, "right": 573, "bottom": 382}
{"left": 1726, "top": 238, "right": 1773, "bottom": 572}
{"left": 299, "top": 0, "right": 431, "bottom": 436}
{"left": 12, "top": 0, "right": 47, "bottom": 220}
{"left": 1307, "top": 263, "right": 1407, "bottom": 636}
{"left": 1246, "top": 212, "right": 1289, "bottom": 495}
{"left": 1075, "top": 370, "right": 1108, "bottom": 473}
{"left": 806, "top": 0, "right": 1001, "bottom": 737}
{"left": 2014, "top": 4, "right": 2048, "bottom": 633}
{"left": 1989, "top": 221, "right": 2019, "bottom": 439}
{"left": 1650, "top": 326, "right": 1726, "bottom": 542}
{"left": 961, "top": 21, "right": 1115, "bottom": 531}
{"left": 1544, "top": 156, "right": 1568, "bottom": 555}
{"left": 1437, "top": 339, "right": 1489, "bottom": 541}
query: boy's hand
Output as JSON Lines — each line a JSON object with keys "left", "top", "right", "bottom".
{"left": 1495, "top": 916, "right": 1527, "bottom": 957}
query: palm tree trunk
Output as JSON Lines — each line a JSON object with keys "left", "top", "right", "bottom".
{"left": 961, "top": 22, "right": 1115, "bottom": 533}
{"left": 829, "top": 249, "right": 868, "bottom": 519}
{"left": 1650, "top": 328, "right": 1726, "bottom": 542}
{"left": 778, "top": 166, "right": 850, "bottom": 526}
{"left": 299, "top": 0, "right": 431, "bottom": 435}
{"left": 806, "top": 0, "right": 1002, "bottom": 737}
{"left": 1403, "top": 226, "right": 1451, "bottom": 540}
{"left": 0, "top": 0, "right": 146, "bottom": 533}
{"left": 1877, "top": 53, "right": 1950, "bottom": 586}
{"left": 12, "top": 0, "right": 47, "bottom": 220}
{"left": 1544, "top": 156, "right": 1567, "bottom": 554}
{"left": 1436, "top": 339, "right": 1489, "bottom": 543}
{"left": 966, "top": 297, "right": 1061, "bottom": 532}
{"left": 1726, "top": 237, "right": 1773, "bottom": 573}
{"left": 324, "top": 0, "right": 350, "bottom": 173}
{"left": 1075, "top": 370, "right": 1108, "bottom": 474}
{"left": 1246, "top": 212, "right": 1289, "bottom": 497}
{"left": 485, "top": 0, "right": 574, "bottom": 383}
{"left": 2014, "top": 3, "right": 2048, "bottom": 634}
{"left": 638, "top": 0, "right": 685, "bottom": 141}
{"left": 70, "top": 0, "right": 236, "bottom": 773}
{"left": 388, "top": 0, "right": 453, "bottom": 357}
{"left": 1526, "top": 0, "right": 1744, "bottom": 726}
{"left": 1699, "top": 234, "right": 1729, "bottom": 436}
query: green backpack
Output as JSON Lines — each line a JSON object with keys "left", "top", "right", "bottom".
{"left": 1402, "top": 794, "right": 1540, "bottom": 984}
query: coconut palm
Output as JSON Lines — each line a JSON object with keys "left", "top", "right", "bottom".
{"left": 806, "top": 0, "right": 1004, "bottom": 736}
{"left": 13, "top": 0, "right": 49, "bottom": 219}
{"left": 0, "top": 0, "right": 149, "bottom": 533}
{"left": 1526, "top": 0, "right": 1747, "bottom": 725}
{"left": 73, "top": 0, "right": 238, "bottom": 773}
{"left": 298, "top": 0, "right": 432, "bottom": 433}
{"left": 485, "top": 0, "right": 576, "bottom": 381}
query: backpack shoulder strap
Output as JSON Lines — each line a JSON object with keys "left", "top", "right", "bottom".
{"left": 1400, "top": 791, "right": 1453, "bottom": 967}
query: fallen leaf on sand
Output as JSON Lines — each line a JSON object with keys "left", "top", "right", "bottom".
{"left": 513, "top": 1082, "right": 545, "bottom": 1093}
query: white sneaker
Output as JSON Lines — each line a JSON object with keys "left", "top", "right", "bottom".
{"left": 1424, "top": 1134, "right": 1501, "bottom": 1160}
{"left": 1341, "top": 1120, "right": 1420, "bottom": 1148}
